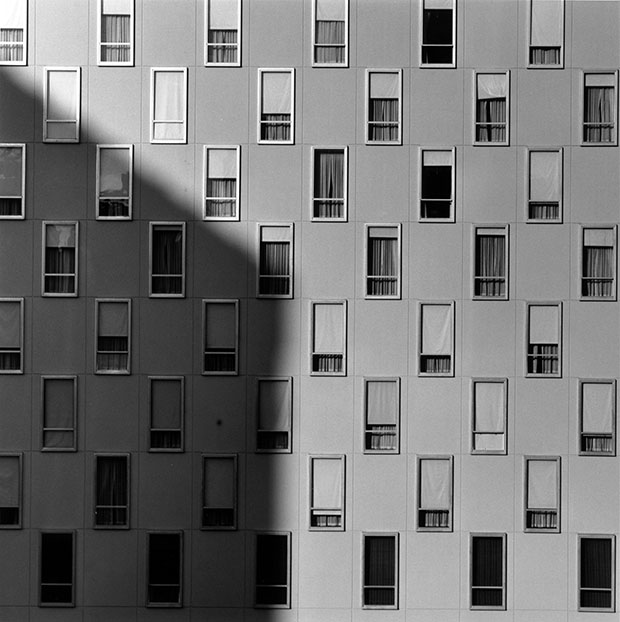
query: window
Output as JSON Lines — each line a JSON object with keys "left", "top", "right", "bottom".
{"left": 364, "top": 378, "right": 399, "bottom": 453}
{"left": 310, "top": 301, "right": 346, "bottom": 375}
{"left": 0, "top": 454, "right": 21, "bottom": 527}
{"left": 474, "top": 72, "right": 509, "bottom": 145}
{"left": 312, "top": 0, "right": 348, "bottom": 67}
{"left": 419, "top": 147, "right": 454, "bottom": 222}
{"left": 311, "top": 146, "right": 347, "bottom": 221}
{"left": 417, "top": 456, "right": 453, "bottom": 531}
{"left": 528, "top": 0, "right": 563, "bottom": 67}
{"left": 150, "top": 68, "right": 188, "bottom": 144}
{"left": 258, "top": 69, "right": 294, "bottom": 144}
{"left": 366, "top": 69, "right": 402, "bottom": 144}
{"left": 0, "top": 0, "right": 26, "bottom": 65}
{"left": 205, "top": 0, "right": 240, "bottom": 66}
{"left": 41, "top": 376, "right": 77, "bottom": 451}
{"left": 580, "top": 380, "right": 616, "bottom": 456}
{"left": 96, "top": 145, "right": 132, "bottom": 219}
{"left": 256, "top": 377, "right": 292, "bottom": 453}
{"left": 149, "top": 222, "right": 185, "bottom": 297}
{"left": 362, "top": 533, "right": 398, "bottom": 608}
{"left": 202, "top": 299, "right": 238, "bottom": 374}
{"left": 147, "top": 532, "right": 182, "bottom": 607}
{"left": 524, "top": 456, "right": 560, "bottom": 532}
{"left": 43, "top": 67, "right": 80, "bottom": 143}
{"left": 309, "top": 455, "right": 344, "bottom": 530}
{"left": 579, "top": 535, "right": 615, "bottom": 612}
{"left": 95, "top": 299, "right": 130, "bottom": 374}
{"left": 40, "top": 532, "right": 75, "bottom": 606}
{"left": 97, "top": 0, "right": 133, "bottom": 65}
{"left": 203, "top": 145, "right": 240, "bottom": 220}
{"left": 149, "top": 377, "right": 183, "bottom": 451}
{"left": 471, "top": 379, "right": 507, "bottom": 454}
{"left": 418, "top": 302, "right": 454, "bottom": 376}
{"left": 473, "top": 226, "right": 508, "bottom": 299}
{"left": 202, "top": 454, "right": 237, "bottom": 529}
{"left": 365, "top": 224, "right": 401, "bottom": 299}
{"left": 94, "top": 454, "right": 129, "bottom": 528}
{"left": 42, "top": 222, "right": 78, "bottom": 297}
{"left": 257, "top": 224, "right": 293, "bottom": 298}
{"left": 0, "top": 143, "right": 25, "bottom": 218}
{"left": 420, "top": 0, "right": 455, "bottom": 67}
{"left": 255, "top": 532, "right": 290, "bottom": 608}
{"left": 583, "top": 72, "right": 617, "bottom": 145}
{"left": 581, "top": 227, "right": 616, "bottom": 299}
{"left": 0, "top": 298, "right": 23, "bottom": 373}
{"left": 470, "top": 533, "right": 506, "bottom": 609}
{"left": 528, "top": 149, "right": 562, "bottom": 222}
{"left": 526, "top": 302, "right": 561, "bottom": 377}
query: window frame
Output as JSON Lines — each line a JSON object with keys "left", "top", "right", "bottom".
{"left": 97, "top": 0, "right": 134, "bottom": 67}
{"left": 39, "top": 530, "right": 76, "bottom": 607}
{"left": 523, "top": 455, "right": 560, "bottom": 533}
{"left": 416, "top": 455, "right": 453, "bottom": 532}
{"left": 94, "top": 298, "right": 131, "bottom": 375}
{"left": 146, "top": 531, "right": 183, "bottom": 608}
{"left": 0, "top": 0, "right": 27, "bottom": 66}
{"left": 0, "top": 143, "right": 25, "bottom": 219}
{"left": 472, "top": 224, "right": 509, "bottom": 300}
{"left": 149, "top": 67, "right": 188, "bottom": 145}
{"left": 525, "top": 301, "right": 562, "bottom": 378}
{"left": 203, "top": 144, "right": 240, "bottom": 221}
{"left": 309, "top": 454, "right": 345, "bottom": 531}
{"left": 418, "top": 300, "right": 455, "bottom": 377}
{"left": 419, "top": 0, "right": 456, "bottom": 68}
{"left": 204, "top": 0, "right": 241, "bottom": 67}
{"left": 41, "top": 375, "right": 77, "bottom": 452}
{"left": 581, "top": 71, "right": 618, "bottom": 147}
{"left": 311, "top": 0, "right": 349, "bottom": 68}
{"left": 364, "top": 223, "right": 402, "bottom": 300}
{"left": 256, "top": 376, "right": 292, "bottom": 454}
{"left": 470, "top": 532, "right": 507, "bottom": 610}
{"left": 257, "top": 68, "right": 295, "bottom": 145}
{"left": 0, "top": 297, "right": 23, "bottom": 374}
{"left": 255, "top": 531, "right": 291, "bottom": 609}
{"left": 418, "top": 146, "right": 455, "bottom": 223}
{"left": 580, "top": 225, "right": 617, "bottom": 301}
{"left": 363, "top": 377, "right": 400, "bottom": 454}
{"left": 526, "top": 147, "right": 563, "bottom": 223}
{"left": 42, "top": 221, "right": 79, "bottom": 297}
{"left": 310, "top": 145, "right": 348, "bottom": 222}
{"left": 95, "top": 144, "right": 133, "bottom": 220}
{"left": 361, "top": 532, "right": 399, "bottom": 609}
{"left": 365, "top": 68, "right": 403, "bottom": 146}
{"left": 256, "top": 222, "right": 294, "bottom": 299}
{"left": 578, "top": 534, "right": 616, "bottom": 612}
{"left": 471, "top": 378, "right": 507, "bottom": 455}
{"left": 310, "top": 300, "right": 347, "bottom": 376}
{"left": 148, "top": 376, "right": 184, "bottom": 453}
{"left": 0, "top": 452, "right": 21, "bottom": 529}
{"left": 43, "top": 67, "right": 80, "bottom": 143}
{"left": 93, "top": 453, "right": 130, "bottom": 530}
{"left": 202, "top": 298, "right": 239, "bottom": 375}
{"left": 473, "top": 70, "right": 510, "bottom": 146}
{"left": 527, "top": 0, "right": 564, "bottom": 69}
{"left": 148, "top": 221, "right": 186, "bottom": 298}
{"left": 201, "top": 453, "right": 237, "bottom": 530}
{"left": 579, "top": 379, "right": 616, "bottom": 457}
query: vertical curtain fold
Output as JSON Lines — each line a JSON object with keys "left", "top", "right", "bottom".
{"left": 475, "top": 234, "right": 505, "bottom": 297}
{"left": 314, "top": 150, "right": 344, "bottom": 218}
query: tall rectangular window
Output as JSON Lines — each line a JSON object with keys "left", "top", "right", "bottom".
{"left": 203, "top": 299, "right": 238, "bottom": 375}
{"left": 473, "top": 226, "right": 508, "bottom": 299}
{"left": 202, "top": 454, "right": 237, "bottom": 529}
{"left": 257, "top": 224, "right": 293, "bottom": 298}
{"left": 42, "top": 222, "right": 78, "bottom": 297}
{"left": 581, "top": 227, "right": 616, "bottom": 299}
{"left": 366, "top": 70, "right": 402, "bottom": 144}
{"left": 470, "top": 533, "right": 506, "bottom": 609}
{"left": 312, "top": 0, "right": 348, "bottom": 67}
{"left": 95, "top": 299, "right": 130, "bottom": 374}
{"left": 583, "top": 72, "right": 617, "bottom": 145}
{"left": 0, "top": 454, "right": 21, "bottom": 527}
{"left": 205, "top": 0, "right": 240, "bottom": 66}
{"left": 365, "top": 224, "right": 401, "bottom": 299}
{"left": 362, "top": 533, "right": 398, "bottom": 609}
{"left": 96, "top": 145, "right": 132, "bottom": 219}
{"left": 474, "top": 72, "right": 509, "bottom": 145}
{"left": 579, "top": 535, "right": 615, "bottom": 612}
{"left": 203, "top": 145, "right": 239, "bottom": 220}
{"left": 40, "top": 532, "right": 75, "bottom": 606}
{"left": 528, "top": 0, "right": 563, "bottom": 67}
{"left": 0, "top": 298, "right": 23, "bottom": 374}
{"left": 312, "top": 147, "right": 347, "bottom": 221}
{"left": 311, "top": 301, "right": 346, "bottom": 375}
{"left": 419, "top": 302, "right": 454, "bottom": 376}
{"left": 149, "top": 222, "right": 185, "bottom": 297}
{"left": 94, "top": 454, "right": 129, "bottom": 528}
{"left": 147, "top": 532, "right": 182, "bottom": 607}
{"left": 42, "top": 376, "right": 77, "bottom": 451}
{"left": 98, "top": 0, "right": 133, "bottom": 65}
{"left": 417, "top": 456, "right": 453, "bottom": 531}
{"left": 524, "top": 456, "right": 560, "bottom": 532}
{"left": 256, "top": 377, "right": 292, "bottom": 453}
{"left": 309, "top": 455, "right": 344, "bottom": 530}
{"left": 255, "top": 532, "right": 291, "bottom": 608}
{"left": 43, "top": 67, "right": 80, "bottom": 143}
{"left": 0, "top": 143, "right": 25, "bottom": 219}
{"left": 526, "top": 303, "right": 561, "bottom": 377}
{"left": 419, "top": 148, "right": 454, "bottom": 222}
{"left": 580, "top": 380, "right": 616, "bottom": 456}
{"left": 420, "top": 0, "right": 455, "bottom": 67}
{"left": 364, "top": 378, "right": 399, "bottom": 453}
{"left": 471, "top": 379, "right": 507, "bottom": 454}
{"left": 149, "top": 377, "right": 183, "bottom": 451}
{"left": 258, "top": 69, "right": 294, "bottom": 144}
{"left": 0, "top": 0, "right": 26, "bottom": 65}
{"left": 150, "top": 68, "right": 188, "bottom": 144}
{"left": 528, "top": 149, "right": 562, "bottom": 222}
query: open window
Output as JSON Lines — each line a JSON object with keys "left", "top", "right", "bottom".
{"left": 147, "top": 532, "right": 182, "bottom": 607}
{"left": 312, "top": 0, "right": 348, "bottom": 67}
{"left": 95, "top": 299, "right": 130, "bottom": 374}
{"left": 310, "top": 301, "right": 346, "bottom": 375}
{"left": 41, "top": 376, "right": 77, "bottom": 451}
{"left": 0, "top": 454, "right": 21, "bottom": 528}
{"left": 257, "top": 224, "right": 293, "bottom": 298}
{"left": 526, "top": 302, "right": 561, "bottom": 377}
{"left": 0, "top": 0, "right": 26, "bottom": 65}
{"left": 203, "top": 145, "right": 240, "bottom": 220}
{"left": 417, "top": 455, "right": 453, "bottom": 531}
{"left": 471, "top": 379, "right": 507, "bottom": 454}
{"left": 418, "top": 302, "right": 454, "bottom": 376}
{"left": 581, "top": 226, "right": 616, "bottom": 300}
{"left": 309, "top": 455, "right": 344, "bottom": 530}
{"left": 0, "top": 143, "right": 25, "bottom": 219}
{"left": 202, "top": 299, "right": 238, "bottom": 375}
{"left": 470, "top": 533, "right": 506, "bottom": 610}
{"left": 365, "top": 224, "right": 401, "bottom": 299}
{"left": 0, "top": 298, "right": 23, "bottom": 374}
{"left": 364, "top": 378, "right": 399, "bottom": 453}
{"left": 202, "top": 454, "right": 237, "bottom": 529}
{"left": 256, "top": 377, "right": 292, "bottom": 453}
{"left": 528, "top": 0, "right": 563, "bottom": 67}
{"left": 528, "top": 149, "right": 562, "bottom": 222}
{"left": 255, "top": 532, "right": 291, "bottom": 608}
{"left": 419, "top": 147, "right": 454, "bottom": 222}
{"left": 524, "top": 456, "right": 560, "bottom": 532}
{"left": 366, "top": 69, "right": 402, "bottom": 144}
{"left": 150, "top": 68, "right": 188, "bottom": 144}
{"left": 149, "top": 376, "right": 184, "bottom": 451}
{"left": 40, "top": 532, "right": 75, "bottom": 606}
{"left": 96, "top": 145, "right": 132, "bottom": 219}
{"left": 149, "top": 222, "right": 185, "bottom": 297}
{"left": 43, "top": 67, "right": 80, "bottom": 143}
{"left": 580, "top": 380, "right": 616, "bottom": 456}
{"left": 582, "top": 72, "right": 617, "bottom": 145}
{"left": 42, "top": 222, "right": 78, "bottom": 297}
{"left": 258, "top": 69, "right": 294, "bottom": 144}
{"left": 579, "top": 535, "right": 615, "bottom": 612}
{"left": 473, "top": 226, "right": 508, "bottom": 299}
{"left": 205, "top": 0, "right": 240, "bottom": 66}
{"left": 420, "top": 0, "right": 455, "bottom": 67}
{"left": 474, "top": 72, "right": 509, "bottom": 145}
{"left": 312, "top": 146, "right": 347, "bottom": 221}
{"left": 362, "top": 533, "right": 398, "bottom": 609}
{"left": 98, "top": 0, "right": 133, "bottom": 65}
{"left": 94, "top": 454, "right": 129, "bottom": 528}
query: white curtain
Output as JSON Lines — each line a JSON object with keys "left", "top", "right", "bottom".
{"left": 420, "top": 459, "right": 450, "bottom": 510}
{"left": 530, "top": 151, "right": 560, "bottom": 201}
{"left": 0, "top": 146, "right": 22, "bottom": 197}
{"left": 423, "top": 150, "right": 452, "bottom": 166}
{"left": 422, "top": 304, "right": 452, "bottom": 354}
{"left": 583, "top": 383, "right": 613, "bottom": 434}
{"left": 425, "top": 0, "right": 452, "bottom": 8}
{"left": 258, "top": 380, "right": 289, "bottom": 431}
{"left": 99, "top": 148, "right": 129, "bottom": 196}
{"left": 316, "top": 0, "right": 345, "bottom": 20}
{"left": 314, "top": 304, "right": 343, "bottom": 354}
{"left": 529, "top": 305, "right": 558, "bottom": 344}
{"left": 153, "top": 71, "right": 184, "bottom": 140}
{"left": 477, "top": 74, "right": 507, "bottom": 99}
{"left": 528, "top": 460, "right": 557, "bottom": 509}
{"left": 262, "top": 72, "right": 291, "bottom": 114}
{"left": 474, "top": 382, "right": 504, "bottom": 451}
{"left": 370, "top": 72, "right": 399, "bottom": 99}
{"left": 531, "top": 0, "right": 562, "bottom": 46}
{"left": 47, "top": 71, "right": 77, "bottom": 122}
{"left": 367, "top": 381, "right": 397, "bottom": 426}
{"left": 210, "top": 0, "right": 237, "bottom": 29}
{"left": 204, "top": 457, "right": 234, "bottom": 508}
{"left": 312, "top": 458, "right": 342, "bottom": 510}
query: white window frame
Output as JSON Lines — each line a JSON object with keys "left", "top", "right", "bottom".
{"left": 363, "top": 377, "right": 400, "bottom": 454}
{"left": 471, "top": 378, "right": 507, "bottom": 455}
{"left": 309, "top": 454, "right": 345, "bottom": 531}
{"left": 581, "top": 71, "right": 618, "bottom": 146}
{"left": 94, "top": 298, "right": 131, "bottom": 375}
{"left": 94, "top": 453, "right": 130, "bottom": 529}
{"left": 579, "top": 379, "right": 616, "bottom": 457}
{"left": 146, "top": 531, "right": 183, "bottom": 608}
{"left": 524, "top": 456, "right": 560, "bottom": 533}
{"left": 255, "top": 531, "right": 291, "bottom": 609}
{"left": 0, "top": 0, "right": 27, "bottom": 66}
{"left": 0, "top": 143, "right": 25, "bottom": 219}
{"left": 527, "top": 0, "right": 564, "bottom": 68}
{"left": 418, "top": 146, "right": 455, "bottom": 222}
{"left": 204, "top": 0, "right": 241, "bottom": 67}
{"left": 202, "top": 299, "right": 239, "bottom": 375}
{"left": 257, "top": 223, "right": 294, "bottom": 299}
{"left": 365, "top": 69, "right": 402, "bottom": 145}
{"left": 580, "top": 225, "right": 617, "bottom": 301}
{"left": 311, "top": 0, "right": 349, "bottom": 68}
{"left": 416, "top": 455, "right": 453, "bottom": 532}
{"left": 527, "top": 148, "right": 563, "bottom": 223}
{"left": 201, "top": 453, "right": 237, "bottom": 530}
{"left": 150, "top": 67, "right": 188, "bottom": 145}
{"left": 256, "top": 376, "right": 292, "bottom": 454}
{"left": 0, "top": 297, "right": 23, "bottom": 374}
{"left": 310, "top": 300, "right": 346, "bottom": 376}
{"left": 578, "top": 534, "right": 616, "bottom": 612}
{"left": 0, "top": 453, "right": 21, "bottom": 529}
{"left": 364, "top": 223, "right": 402, "bottom": 300}
{"left": 361, "top": 532, "right": 399, "bottom": 609}
{"left": 257, "top": 68, "right": 295, "bottom": 145}
{"left": 148, "top": 376, "right": 184, "bottom": 452}
{"left": 97, "top": 0, "right": 134, "bottom": 66}
{"left": 39, "top": 531, "right": 75, "bottom": 607}
{"left": 41, "top": 375, "right": 77, "bottom": 452}
{"left": 203, "top": 145, "right": 240, "bottom": 221}
{"left": 470, "top": 532, "right": 506, "bottom": 610}
{"left": 473, "top": 71, "right": 510, "bottom": 146}
{"left": 149, "top": 221, "right": 186, "bottom": 298}
{"left": 43, "top": 67, "right": 80, "bottom": 143}
{"left": 311, "top": 146, "right": 348, "bottom": 222}
{"left": 418, "top": 301, "right": 455, "bottom": 377}
{"left": 419, "top": 0, "right": 456, "bottom": 68}
{"left": 472, "top": 224, "right": 509, "bottom": 300}
{"left": 96, "top": 144, "right": 133, "bottom": 220}
{"left": 525, "top": 302, "right": 562, "bottom": 378}
{"left": 42, "top": 221, "right": 79, "bottom": 297}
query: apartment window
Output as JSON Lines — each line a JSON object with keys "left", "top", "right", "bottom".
{"left": 365, "top": 224, "right": 401, "bottom": 299}
{"left": 311, "top": 301, "right": 346, "bottom": 375}
{"left": 309, "top": 455, "right": 344, "bottom": 530}
{"left": 362, "top": 533, "right": 398, "bottom": 608}
{"left": 258, "top": 69, "right": 294, "bottom": 144}
{"left": 149, "top": 377, "right": 183, "bottom": 451}
{"left": 366, "top": 69, "right": 402, "bottom": 144}
{"left": 528, "top": 149, "right": 562, "bottom": 221}
{"left": 94, "top": 454, "right": 129, "bottom": 528}
{"left": 41, "top": 376, "right": 76, "bottom": 451}
{"left": 149, "top": 222, "right": 185, "bottom": 297}
{"left": 473, "top": 226, "right": 508, "bottom": 299}
{"left": 312, "top": 0, "right": 348, "bottom": 66}
{"left": 0, "top": 454, "right": 20, "bottom": 527}
{"left": 528, "top": 0, "right": 563, "bottom": 66}
{"left": 255, "top": 532, "right": 290, "bottom": 608}
{"left": 0, "top": 0, "right": 26, "bottom": 65}
{"left": 203, "top": 145, "right": 239, "bottom": 220}
{"left": 203, "top": 299, "right": 238, "bottom": 374}
{"left": 580, "top": 380, "right": 615, "bottom": 456}
{"left": 474, "top": 72, "right": 509, "bottom": 145}
{"left": 0, "top": 143, "right": 25, "bottom": 218}
{"left": 524, "top": 456, "right": 560, "bottom": 532}
{"left": 150, "top": 68, "right": 187, "bottom": 144}
{"left": 470, "top": 533, "right": 506, "bottom": 609}
{"left": 472, "top": 379, "right": 507, "bottom": 454}
{"left": 526, "top": 303, "right": 561, "bottom": 377}
{"left": 147, "top": 532, "right": 182, "bottom": 607}
{"left": 364, "top": 378, "right": 399, "bottom": 453}
{"left": 417, "top": 456, "right": 453, "bottom": 531}
{"left": 420, "top": 0, "right": 455, "bottom": 67}
{"left": 579, "top": 535, "right": 615, "bottom": 612}
{"left": 257, "top": 224, "right": 293, "bottom": 298}
{"left": 256, "top": 377, "right": 292, "bottom": 453}
{"left": 581, "top": 227, "right": 616, "bottom": 299}
{"left": 312, "top": 147, "right": 347, "bottom": 221}
{"left": 98, "top": 0, "right": 133, "bottom": 65}
{"left": 43, "top": 67, "right": 80, "bottom": 143}
{"left": 0, "top": 298, "right": 23, "bottom": 373}
{"left": 96, "top": 145, "right": 132, "bottom": 219}
{"left": 419, "top": 148, "right": 454, "bottom": 221}
{"left": 202, "top": 454, "right": 237, "bottom": 529}
{"left": 583, "top": 72, "right": 617, "bottom": 145}
{"left": 419, "top": 302, "right": 454, "bottom": 376}
{"left": 205, "top": 0, "right": 240, "bottom": 65}
{"left": 40, "top": 532, "right": 75, "bottom": 606}
{"left": 42, "top": 222, "right": 78, "bottom": 296}
{"left": 95, "top": 299, "right": 130, "bottom": 374}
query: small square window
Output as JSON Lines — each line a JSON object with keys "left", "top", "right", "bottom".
{"left": 0, "top": 143, "right": 25, "bottom": 219}
{"left": 257, "top": 224, "right": 293, "bottom": 298}
{"left": 473, "top": 226, "right": 508, "bottom": 300}
{"left": 41, "top": 376, "right": 77, "bottom": 452}
{"left": 417, "top": 455, "right": 453, "bottom": 531}
{"left": 40, "top": 531, "right": 75, "bottom": 606}
{"left": 581, "top": 226, "right": 616, "bottom": 300}
{"left": 582, "top": 72, "right": 617, "bottom": 145}
{"left": 470, "top": 533, "right": 506, "bottom": 610}
{"left": 312, "top": 0, "right": 348, "bottom": 67}
{"left": 524, "top": 456, "right": 560, "bottom": 532}
{"left": 366, "top": 69, "right": 402, "bottom": 145}
{"left": 364, "top": 378, "right": 399, "bottom": 453}
{"left": 579, "top": 380, "right": 616, "bottom": 456}
{"left": 471, "top": 378, "right": 507, "bottom": 454}
{"left": 94, "top": 454, "right": 129, "bottom": 529}
{"left": 365, "top": 224, "right": 401, "bottom": 299}
{"left": 42, "top": 222, "right": 78, "bottom": 297}
{"left": 95, "top": 299, "right": 130, "bottom": 374}
{"left": 528, "top": 0, "right": 564, "bottom": 67}
{"left": 311, "top": 146, "right": 347, "bottom": 221}
{"left": 527, "top": 149, "right": 562, "bottom": 222}
{"left": 0, "top": 298, "right": 23, "bottom": 374}
{"left": 150, "top": 68, "right": 188, "bottom": 144}
{"left": 149, "top": 377, "right": 184, "bottom": 452}
{"left": 205, "top": 0, "right": 240, "bottom": 66}
{"left": 420, "top": 0, "right": 455, "bottom": 67}
{"left": 256, "top": 377, "right": 292, "bottom": 453}
{"left": 362, "top": 533, "right": 398, "bottom": 609}
{"left": 474, "top": 72, "right": 509, "bottom": 145}
{"left": 149, "top": 222, "right": 185, "bottom": 297}
{"left": 309, "top": 455, "right": 344, "bottom": 530}
{"left": 418, "top": 302, "right": 454, "bottom": 376}
{"left": 0, "top": 454, "right": 21, "bottom": 528}
{"left": 43, "top": 67, "right": 80, "bottom": 143}
{"left": 255, "top": 532, "right": 291, "bottom": 608}
{"left": 0, "top": 0, "right": 27, "bottom": 65}
{"left": 202, "top": 299, "right": 239, "bottom": 375}
{"left": 96, "top": 145, "right": 132, "bottom": 219}
{"left": 203, "top": 145, "right": 240, "bottom": 220}
{"left": 579, "top": 535, "right": 615, "bottom": 612}
{"left": 419, "top": 148, "right": 454, "bottom": 222}
{"left": 97, "top": 0, "right": 133, "bottom": 66}
{"left": 310, "top": 300, "right": 346, "bottom": 375}
{"left": 526, "top": 302, "right": 561, "bottom": 377}
{"left": 258, "top": 69, "right": 294, "bottom": 144}
{"left": 147, "top": 532, "right": 183, "bottom": 607}
{"left": 202, "top": 454, "right": 237, "bottom": 529}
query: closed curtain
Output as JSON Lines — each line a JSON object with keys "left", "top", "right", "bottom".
{"left": 0, "top": 301, "right": 20, "bottom": 370}
{"left": 96, "top": 457, "right": 127, "bottom": 525}
{"left": 45, "top": 225, "right": 75, "bottom": 293}
{"left": 528, "top": 305, "right": 558, "bottom": 374}
{"left": 97, "top": 302, "right": 128, "bottom": 370}
{"left": 583, "top": 383, "right": 613, "bottom": 434}
{"left": 420, "top": 459, "right": 450, "bottom": 526}
{"left": 584, "top": 85, "right": 613, "bottom": 142}
{"left": 46, "top": 70, "right": 78, "bottom": 140}
{"left": 368, "top": 233, "right": 397, "bottom": 296}
{"left": 315, "top": 0, "right": 345, "bottom": 63}
{"left": 583, "top": 228, "right": 614, "bottom": 297}
{"left": 153, "top": 71, "right": 184, "bottom": 141}
{"left": 366, "top": 381, "right": 397, "bottom": 450}
{"left": 312, "top": 459, "right": 341, "bottom": 511}
{"left": 421, "top": 304, "right": 452, "bottom": 373}
{"left": 313, "top": 303, "right": 343, "bottom": 372}
{"left": 476, "top": 75, "right": 507, "bottom": 142}
{"left": 530, "top": 0, "right": 562, "bottom": 64}
{"left": 581, "top": 538, "right": 612, "bottom": 609}
{"left": 0, "top": 0, "right": 25, "bottom": 62}
{"left": 314, "top": 150, "right": 344, "bottom": 218}
{"left": 474, "top": 382, "right": 504, "bottom": 451}
{"left": 101, "top": 15, "right": 130, "bottom": 62}
{"left": 206, "top": 148, "right": 237, "bottom": 217}
{"left": 208, "top": 0, "right": 238, "bottom": 63}
{"left": 0, "top": 146, "right": 22, "bottom": 215}
{"left": 475, "top": 234, "right": 505, "bottom": 297}
{"left": 258, "top": 380, "right": 289, "bottom": 449}
{"left": 152, "top": 229, "right": 182, "bottom": 294}
{"left": 261, "top": 72, "right": 291, "bottom": 141}
{"left": 364, "top": 536, "right": 395, "bottom": 606}
{"left": 260, "top": 242, "right": 290, "bottom": 295}
{"left": 369, "top": 73, "right": 399, "bottom": 141}
{"left": 529, "top": 150, "right": 560, "bottom": 219}
{"left": 472, "top": 536, "right": 503, "bottom": 606}
{"left": 43, "top": 379, "right": 74, "bottom": 448}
